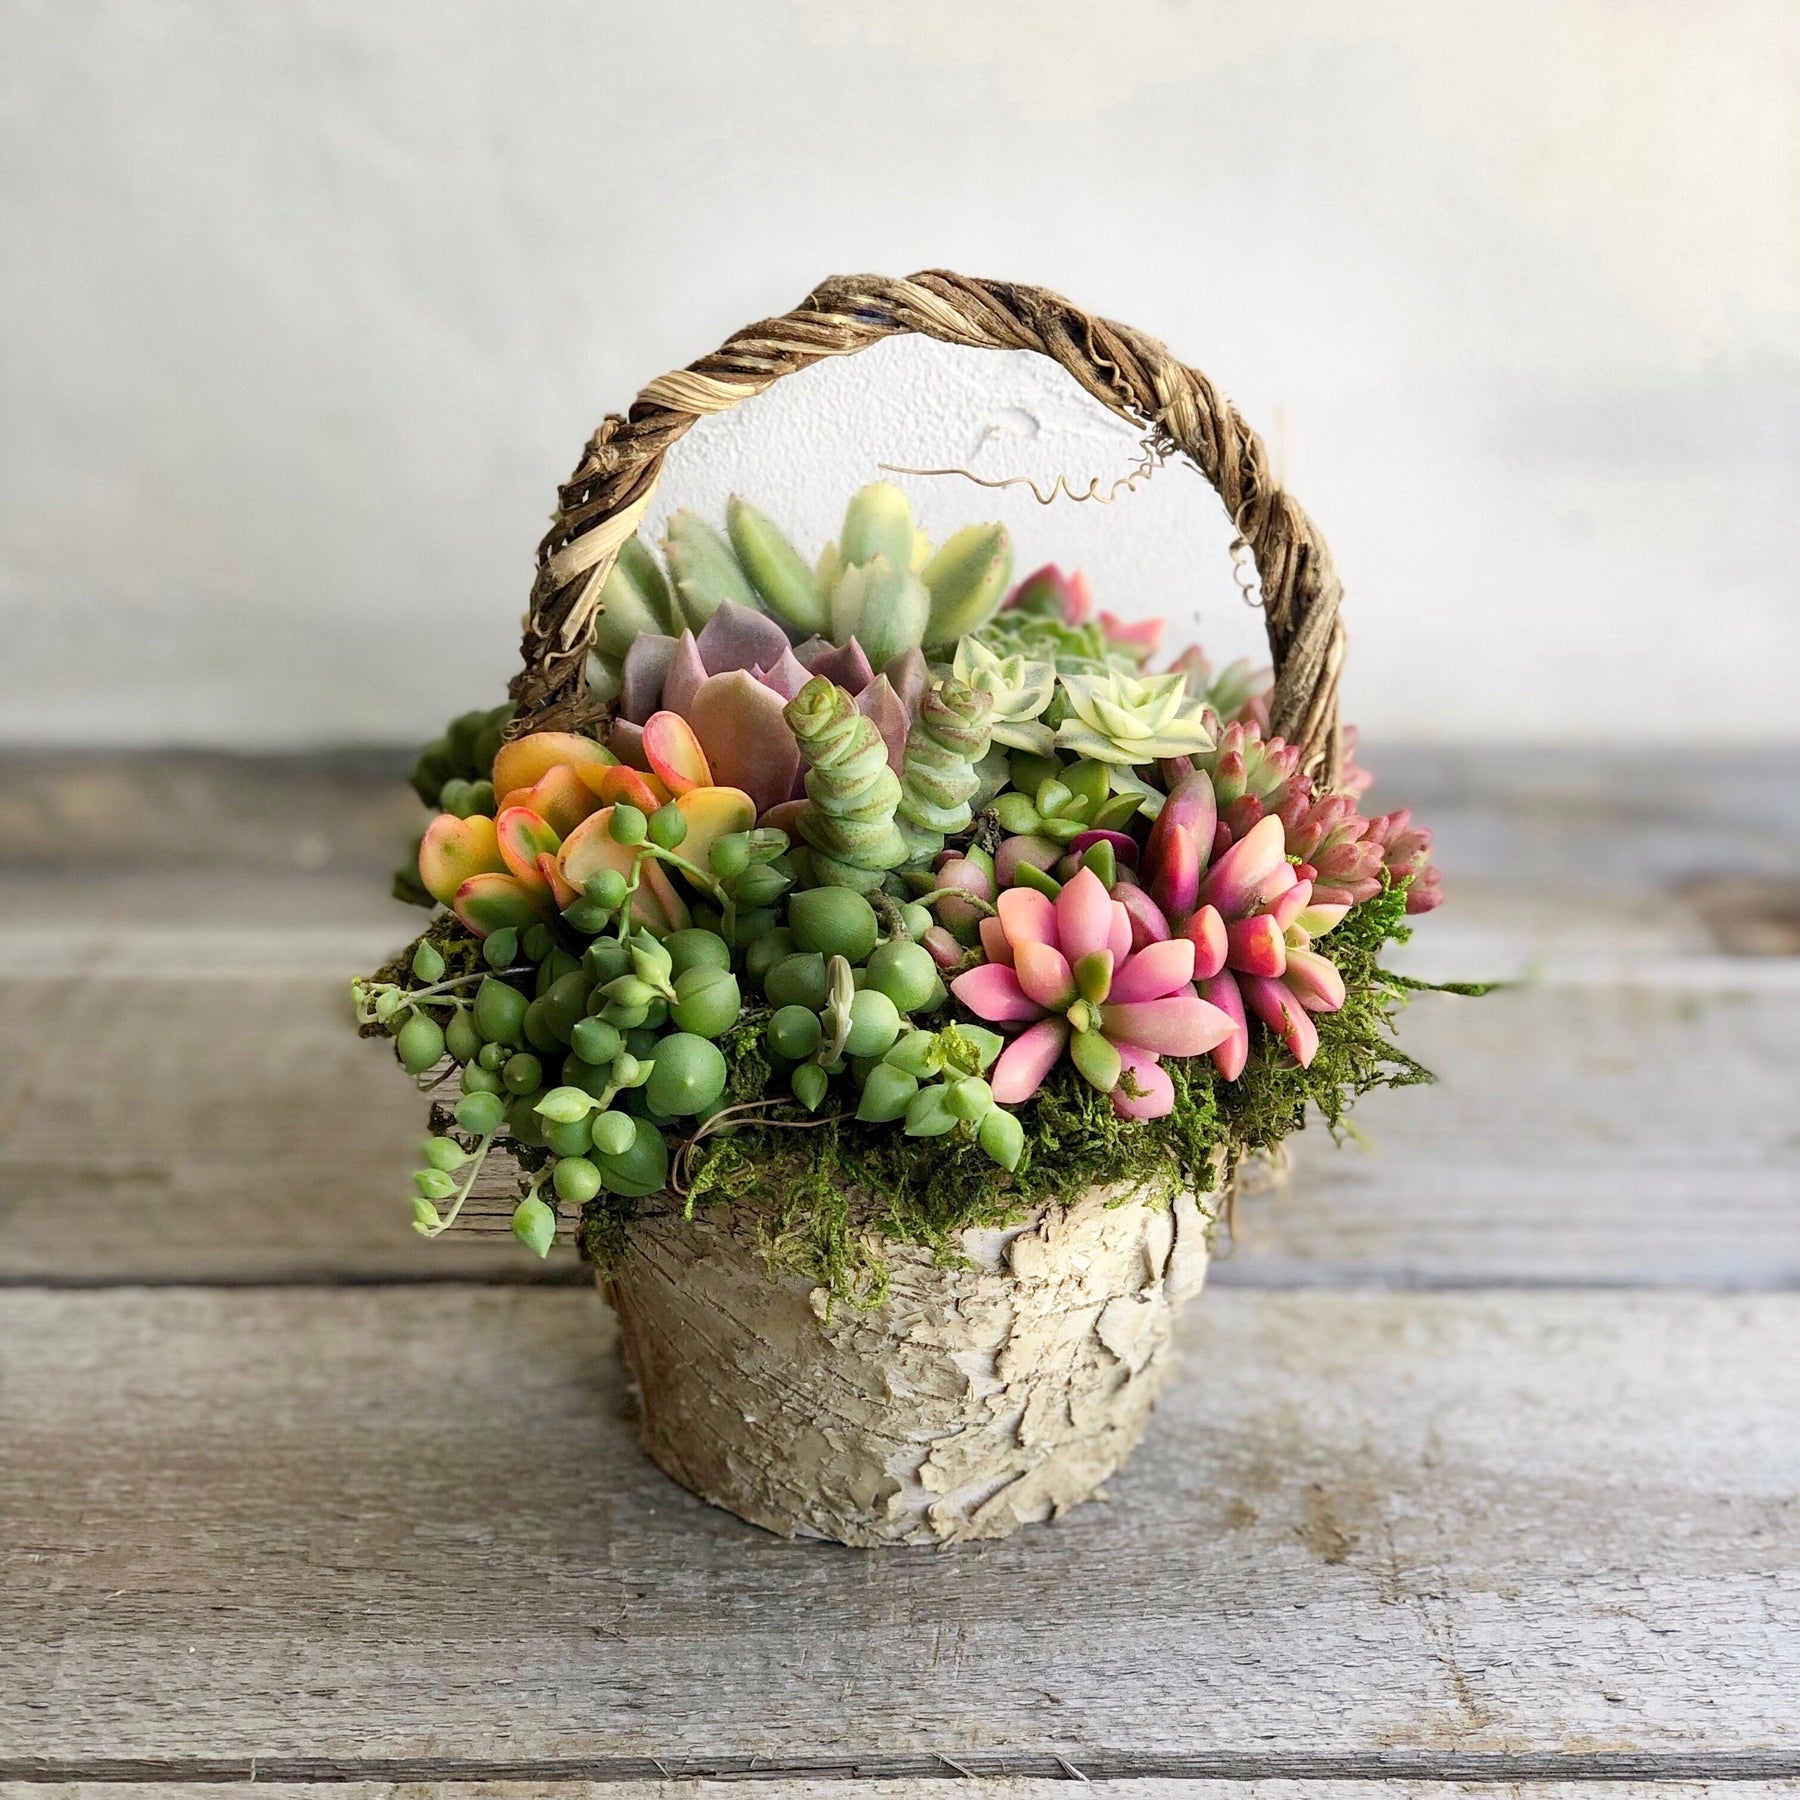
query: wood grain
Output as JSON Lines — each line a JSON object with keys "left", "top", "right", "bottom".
{"left": 4, "top": 1287, "right": 1796, "bottom": 1763}
{"left": 4, "top": 1781, "right": 1799, "bottom": 1796}
{"left": 5, "top": 748, "right": 1798, "bottom": 1786}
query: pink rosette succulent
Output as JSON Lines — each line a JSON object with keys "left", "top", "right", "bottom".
{"left": 949, "top": 867, "right": 1233, "bottom": 1120}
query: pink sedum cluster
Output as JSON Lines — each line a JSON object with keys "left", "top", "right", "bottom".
{"left": 1190, "top": 720, "right": 1442, "bottom": 916}
{"left": 950, "top": 867, "right": 1234, "bottom": 1121}
{"left": 1141, "top": 781, "right": 1350, "bottom": 1077}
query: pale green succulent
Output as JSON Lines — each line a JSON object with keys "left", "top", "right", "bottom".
{"left": 587, "top": 486, "right": 1014, "bottom": 701}
{"left": 951, "top": 636, "right": 1057, "bottom": 756}
{"left": 897, "top": 678, "right": 994, "bottom": 863}
{"left": 785, "top": 676, "right": 908, "bottom": 891}
{"left": 1054, "top": 667, "right": 1215, "bottom": 767}
{"left": 827, "top": 555, "right": 931, "bottom": 670}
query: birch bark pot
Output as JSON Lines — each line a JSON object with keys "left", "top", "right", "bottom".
{"left": 603, "top": 1186, "right": 1217, "bottom": 1547}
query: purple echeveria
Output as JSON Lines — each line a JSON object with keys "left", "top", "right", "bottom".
{"left": 608, "top": 600, "right": 925, "bottom": 821}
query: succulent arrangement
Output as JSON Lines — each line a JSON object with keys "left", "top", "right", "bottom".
{"left": 360, "top": 483, "right": 1444, "bottom": 1291}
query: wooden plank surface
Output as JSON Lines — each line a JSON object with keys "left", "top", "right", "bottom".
{"left": 3, "top": 1778, "right": 1800, "bottom": 1792}
{"left": 5, "top": 1785, "right": 1799, "bottom": 1799}
{"left": 4, "top": 1287, "right": 1797, "bottom": 1767}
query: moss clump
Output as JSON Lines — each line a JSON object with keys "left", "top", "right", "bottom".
{"left": 578, "top": 880, "right": 1438, "bottom": 1304}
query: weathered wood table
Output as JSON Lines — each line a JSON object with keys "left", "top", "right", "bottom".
{"left": 4, "top": 749, "right": 1797, "bottom": 1798}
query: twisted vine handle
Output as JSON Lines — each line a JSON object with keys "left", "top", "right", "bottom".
{"left": 513, "top": 271, "right": 1346, "bottom": 781}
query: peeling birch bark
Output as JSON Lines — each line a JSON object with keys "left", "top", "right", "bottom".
{"left": 602, "top": 1184, "right": 1218, "bottom": 1547}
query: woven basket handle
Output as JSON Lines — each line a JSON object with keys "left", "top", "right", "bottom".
{"left": 513, "top": 270, "right": 1346, "bottom": 779}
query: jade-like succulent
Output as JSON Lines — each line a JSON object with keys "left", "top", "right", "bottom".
{"left": 784, "top": 677, "right": 908, "bottom": 891}
{"left": 950, "top": 635, "right": 1057, "bottom": 756}
{"left": 897, "top": 679, "right": 994, "bottom": 864}
{"left": 1055, "top": 667, "right": 1214, "bottom": 768}
{"left": 989, "top": 752, "right": 1141, "bottom": 847}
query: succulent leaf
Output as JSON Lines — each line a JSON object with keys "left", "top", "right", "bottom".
{"left": 694, "top": 600, "right": 792, "bottom": 680}
{"left": 663, "top": 510, "right": 759, "bottom": 631}
{"left": 855, "top": 673, "right": 911, "bottom": 775}
{"left": 618, "top": 634, "right": 680, "bottom": 724}
{"left": 451, "top": 871, "right": 548, "bottom": 937}
{"left": 1055, "top": 668, "right": 1214, "bottom": 765}
{"left": 494, "top": 807, "right": 562, "bottom": 899}
{"left": 921, "top": 522, "right": 1012, "bottom": 646}
{"left": 952, "top": 636, "right": 1057, "bottom": 755}
{"left": 671, "top": 786, "right": 757, "bottom": 871}
{"left": 727, "top": 495, "right": 829, "bottom": 635}
{"left": 784, "top": 676, "right": 908, "bottom": 891}
{"left": 595, "top": 763, "right": 672, "bottom": 813}
{"left": 592, "top": 536, "right": 677, "bottom": 658}
{"left": 491, "top": 732, "right": 615, "bottom": 802}
{"left": 641, "top": 712, "right": 714, "bottom": 795}
{"left": 558, "top": 810, "right": 691, "bottom": 933}
{"left": 419, "top": 813, "right": 507, "bottom": 907}
{"left": 496, "top": 765, "right": 601, "bottom": 839}
{"left": 685, "top": 670, "right": 802, "bottom": 819}
{"left": 897, "top": 678, "right": 994, "bottom": 862}
{"left": 827, "top": 556, "right": 931, "bottom": 670}
{"left": 837, "top": 482, "right": 916, "bottom": 571}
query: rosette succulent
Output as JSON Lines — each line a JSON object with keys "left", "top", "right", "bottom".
{"left": 950, "top": 636, "right": 1057, "bottom": 755}
{"left": 608, "top": 599, "right": 923, "bottom": 821}
{"left": 1055, "top": 667, "right": 1214, "bottom": 768}
{"left": 951, "top": 868, "right": 1233, "bottom": 1119}
{"left": 976, "top": 564, "right": 1165, "bottom": 676}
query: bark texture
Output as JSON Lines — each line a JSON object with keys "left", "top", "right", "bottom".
{"left": 602, "top": 1185, "right": 1215, "bottom": 1547}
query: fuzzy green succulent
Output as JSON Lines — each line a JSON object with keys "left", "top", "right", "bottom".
{"left": 589, "top": 485, "right": 1015, "bottom": 705}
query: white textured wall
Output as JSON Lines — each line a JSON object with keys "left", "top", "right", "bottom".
{"left": 3, "top": 0, "right": 1797, "bottom": 749}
